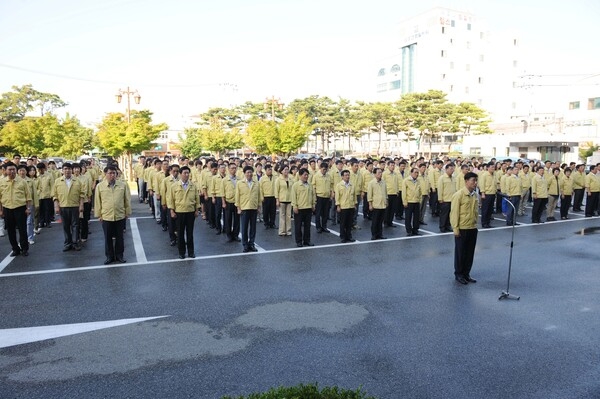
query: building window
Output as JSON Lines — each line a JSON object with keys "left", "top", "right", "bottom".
{"left": 512, "top": 102, "right": 517, "bottom": 109}
{"left": 390, "top": 64, "right": 401, "bottom": 73}
{"left": 514, "top": 39, "right": 518, "bottom": 46}
{"left": 480, "top": 32, "right": 484, "bottom": 39}
{"left": 470, "top": 147, "right": 481, "bottom": 155}
{"left": 588, "top": 97, "right": 600, "bottom": 109}
{"left": 479, "top": 54, "right": 484, "bottom": 62}
{"left": 450, "top": 85, "right": 454, "bottom": 92}
{"left": 513, "top": 60, "right": 518, "bottom": 67}
{"left": 442, "top": 27, "right": 445, "bottom": 34}
{"left": 477, "top": 99, "right": 483, "bottom": 106}
{"left": 377, "top": 83, "right": 387, "bottom": 92}
{"left": 478, "top": 77, "right": 482, "bottom": 84}
{"left": 442, "top": 73, "right": 446, "bottom": 80}
{"left": 513, "top": 81, "right": 517, "bottom": 88}
{"left": 467, "top": 23, "right": 472, "bottom": 30}
{"left": 451, "top": 20, "right": 455, "bottom": 27}
{"left": 569, "top": 101, "right": 580, "bottom": 110}
{"left": 466, "top": 41, "right": 471, "bottom": 49}
{"left": 377, "top": 68, "right": 386, "bottom": 76}
{"left": 450, "top": 38, "right": 453, "bottom": 44}
{"left": 441, "top": 50, "right": 445, "bottom": 57}
{"left": 449, "top": 62, "right": 454, "bottom": 69}
{"left": 518, "top": 147, "right": 528, "bottom": 158}
{"left": 465, "top": 86, "right": 470, "bottom": 94}
{"left": 466, "top": 64, "right": 470, "bottom": 71}
{"left": 389, "top": 80, "right": 401, "bottom": 90}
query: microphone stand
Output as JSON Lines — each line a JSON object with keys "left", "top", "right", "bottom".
{"left": 499, "top": 194, "right": 520, "bottom": 300}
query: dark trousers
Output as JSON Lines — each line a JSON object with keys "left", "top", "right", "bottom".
{"left": 362, "top": 193, "right": 371, "bottom": 219}
{"left": 263, "top": 196, "right": 276, "bottom": 227}
{"left": 495, "top": 190, "right": 503, "bottom": 213}
{"left": 439, "top": 202, "right": 451, "bottom": 231}
{"left": 206, "top": 196, "right": 216, "bottom": 228}
{"left": 176, "top": 211, "right": 195, "bottom": 256}
{"left": 353, "top": 195, "right": 360, "bottom": 223}
{"left": 481, "top": 194, "right": 495, "bottom": 226}
{"left": 395, "top": 191, "right": 404, "bottom": 218}
{"left": 585, "top": 192, "right": 599, "bottom": 217}
{"left": 39, "top": 198, "right": 53, "bottom": 227}
{"left": 405, "top": 202, "right": 420, "bottom": 234}
{"left": 371, "top": 208, "right": 385, "bottom": 238}
{"left": 148, "top": 192, "right": 155, "bottom": 215}
{"left": 60, "top": 206, "right": 80, "bottom": 248}
{"left": 294, "top": 208, "right": 312, "bottom": 244}
{"left": 532, "top": 197, "right": 548, "bottom": 222}
{"left": 339, "top": 208, "right": 354, "bottom": 241}
{"left": 315, "top": 197, "right": 330, "bottom": 229}
{"left": 384, "top": 194, "right": 398, "bottom": 226}
{"left": 102, "top": 219, "right": 125, "bottom": 260}
{"left": 240, "top": 209, "right": 257, "bottom": 249}
{"left": 79, "top": 202, "right": 91, "bottom": 240}
{"left": 573, "top": 189, "right": 584, "bottom": 211}
{"left": 224, "top": 202, "right": 240, "bottom": 240}
{"left": 420, "top": 195, "right": 428, "bottom": 222}
{"left": 160, "top": 204, "right": 168, "bottom": 229}
{"left": 454, "top": 228, "right": 478, "bottom": 278}
{"left": 429, "top": 190, "right": 439, "bottom": 215}
{"left": 214, "top": 198, "right": 223, "bottom": 232}
{"left": 560, "top": 195, "right": 572, "bottom": 218}
{"left": 4, "top": 206, "right": 28, "bottom": 253}
{"left": 167, "top": 208, "right": 177, "bottom": 242}
{"left": 506, "top": 196, "right": 520, "bottom": 225}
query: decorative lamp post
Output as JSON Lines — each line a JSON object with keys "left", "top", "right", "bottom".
{"left": 116, "top": 87, "right": 141, "bottom": 124}
{"left": 264, "top": 96, "right": 284, "bottom": 121}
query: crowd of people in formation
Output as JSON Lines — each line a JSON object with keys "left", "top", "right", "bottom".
{"left": 2, "top": 153, "right": 599, "bottom": 265}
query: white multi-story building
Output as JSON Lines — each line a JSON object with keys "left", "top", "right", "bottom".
{"left": 376, "top": 7, "right": 523, "bottom": 121}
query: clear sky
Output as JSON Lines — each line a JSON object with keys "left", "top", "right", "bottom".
{"left": 0, "top": 0, "right": 598, "bottom": 129}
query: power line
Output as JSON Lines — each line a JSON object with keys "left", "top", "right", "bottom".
{"left": 0, "top": 63, "right": 236, "bottom": 89}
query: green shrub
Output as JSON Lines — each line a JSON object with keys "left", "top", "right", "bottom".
{"left": 221, "top": 383, "right": 377, "bottom": 399}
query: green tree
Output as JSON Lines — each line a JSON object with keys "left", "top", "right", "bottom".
{"left": 178, "top": 127, "right": 205, "bottom": 159}
{"left": 198, "top": 118, "right": 244, "bottom": 158}
{"left": 0, "top": 84, "right": 67, "bottom": 130}
{"left": 96, "top": 110, "right": 167, "bottom": 179}
{"left": 450, "top": 102, "right": 492, "bottom": 135}
{"left": 354, "top": 101, "right": 406, "bottom": 156}
{"left": 287, "top": 95, "right": 339, "bottom": 154}
{"left": 579, "top": 141, "right": 599, "bottom": 162}
{"left": 245, "top": 118, "right": 274, "bottom": 155}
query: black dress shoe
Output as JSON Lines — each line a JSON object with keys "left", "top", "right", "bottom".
{"left": 341, "top": 239, "right": 348, "bottom": 243}
{"left": 104, "top": 258, "right": 114, "bottom": 265}
{"left": 22, "top": 251, "right": 28, "bottom": 257}
{"left": 407, "top": 233, "right": 414, "bottom": 236}
{"left": 371, "top": 236, "right": 377, "bottom": 240}
{"left": 242, "top": 248, "right": 250, "bottom": 253}
{"left": 170, "top": 240, "right": 177, "bottom": 246}
{"left": 322, "top": 228, "right": 330, "bottom": 233}
{"left": 316, "top": 228, "right": 323, "bottom": 233}
{"left": 179, "top": 254, "right": 186, "bottom": 259}
{"left": 233, "top": 237, "right": 241, "bottom": 242}
{"left": 162, "top": 226, "right": 168, "bottom": 231}
{"left": 115, "top": 258, "right": 126, "bottom": 263}
{"left": 465, "top": 276, "right": 477, "bottom": 283}
{"left": 216, "top": 230, "right": 222, "bottom": 235}
{"left": 347, "top": 238, "right": 356, "bottom": 242}
{"left": 419, "top": 221, "right": 427, "bottom": 225}
{"left": 249, "top": 247, "right": 258, "bottom": 252}
{"left": 455, "top": 276, "right": 468, "bottom": 285}
{"left": 63, "top": 245, "right": 72, "bottom": 252}
{"left": 296, "top": 243, "right": 303, "bottom": 247}
{"left": 188, "top": 253, "right": 196, "bottom": 258}
{"left": 10, "top": 251, "right": 20, "bottom": 257}
{"left": 303, "top": 242, "right": 314, "bottom": 246}
{"left": 378, "top": 236, "right": 387, "bottom": 239}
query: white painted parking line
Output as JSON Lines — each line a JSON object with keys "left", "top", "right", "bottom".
{"left": 310, "top": 222, "right": 341, "bottom": 237}
{"left": 129, "top": 219, "right": 147, "bottom": 264}
{"left": 0, "top": 253, "right": 15, "bottom": 273}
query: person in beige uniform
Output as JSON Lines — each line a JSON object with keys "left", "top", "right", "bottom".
{"left": 0, "top": 162, "right": 32, "bottom": 256}
{"left": 402, "top": 167, "right": 422, "bottom": 236}
{"left": 335, "top": 169, "right": 357, "bottom": 243}
{"left": 53, "top": 162, "right": 85, "bottom": 251}
{"left": 274, "top": 165, "right": 293, "bottom": 236}
{"left": 168, "top": 166, "right": 199, "bottom": 259}
{"left": 559, "top": 167, "right": 574, "bottom": 220}
{"left": 291, "top": 167, "right": 316, "bottom": 247}
{"left": 531, "top": 167, "right": 549, "bottom": 223}
{"left": 450, "top": 172, "right": 479, "bottom": 285}
{"left": 367, "top": 168, "right": 387, "bottom": 240}
{"left": 94, "top": 164, "right": 131, "bottom": 264}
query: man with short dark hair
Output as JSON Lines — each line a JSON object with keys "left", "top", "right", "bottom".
{"left": 291, "top": 168, "right": 315, "bottom": 247}
{"left": 0, "top": 162, "right": 31, "bottom": 256}
{"left": 168, "top": 166, "right": 199, "bottom": 259}
{"left": 53, "top": 163, "right": 85, "bottom": 251}
{"left": 335, "top": 170, "right": 356, "bottom": 243}
{"left": 235, "top": 166, "right": 262, "bottom": 252}
{"left": 95, "top": 165, "right": 131, "bottom": 264}
{"left": 450, "top": 172, "right": 479, "bottom": 285}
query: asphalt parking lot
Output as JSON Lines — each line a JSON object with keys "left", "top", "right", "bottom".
{"left": 0, "top": 198, "right": 599, "bottom": 398}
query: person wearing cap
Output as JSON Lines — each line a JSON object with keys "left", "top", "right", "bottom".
{"left": 260, "top": 164, "right": 277, "bottom": 229}
{"left": 94, "top": 164, "right": 131, "bottom": 264}
{"left": 291, "top": 167, "right": 315, "bottom": 247}
{"left": 0, "top": 162, "right": 32, "bottom": 256}
{"left": 450, "top": 171, "right": 479, "bottom": 285}
{"left": 53, "top": 162, "right": 85, "bottom": 251}
{"left": 168, "top": 166, "right": 199, "bottom": 259}
{"left": 235, "top": 166, "right": 263, "bottom": 253}
{"left": 402, "top": 167, "right": 422, "bottom": 236}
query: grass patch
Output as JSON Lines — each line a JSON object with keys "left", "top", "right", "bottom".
{"left": 222, "top": 383, "right": 377, "bottom": 399}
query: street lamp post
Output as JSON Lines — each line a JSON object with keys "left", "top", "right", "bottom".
{"left": 264, "top": 96, "right": 284, "bottom": 121}
{"left": 115, "top": 87, "right": 141, "bottom": 124}
{"left": 115, "top": 87, "right": 141, "bottom": 181}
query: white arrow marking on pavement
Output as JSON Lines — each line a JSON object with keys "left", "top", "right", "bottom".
{"left": 0, "top": 316, "right": 169, "bottom": 348}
